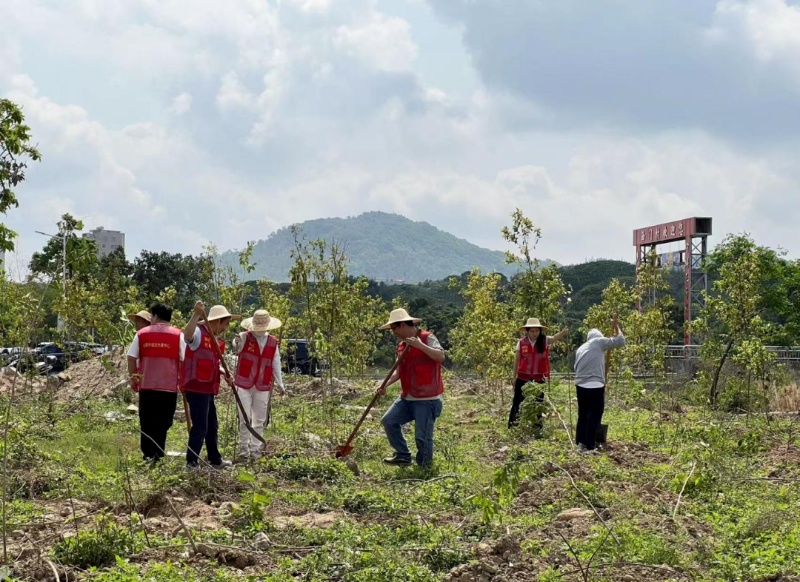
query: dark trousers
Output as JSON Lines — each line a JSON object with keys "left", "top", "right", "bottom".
{"left": 576, "top": 386, "right": 606, "bottom": 450}
{"left": 185, "top": 391, "right": 222, "bottom": 466}
{"left": 508, "top": 378, "right": 545, "bottom": 429}
{"left": 138, "top": 390, "right": 178, "bottom": 461}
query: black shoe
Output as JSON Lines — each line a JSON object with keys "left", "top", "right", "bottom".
{"left": 383, "top": 455, "right": 412, "bottom": 467}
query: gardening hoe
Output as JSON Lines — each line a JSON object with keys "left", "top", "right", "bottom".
{"left": 181, "top": 388, "right": 192, "bottom": 432}
{"left": 334, "top": 344, "right": 410, "bottom": 459}
{"left": 201, "top": 309, "right": 267, "bottom": 446}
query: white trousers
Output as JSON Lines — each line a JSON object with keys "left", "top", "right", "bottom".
{"left": 235, "top": 386, "right": 271, "bottom": 454}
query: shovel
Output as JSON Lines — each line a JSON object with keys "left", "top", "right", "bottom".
{"left": 335, "top": 344, "right": 410, "bottom": 459}
{"left": 201, "top": 309, "right": 267, "bottom": 446}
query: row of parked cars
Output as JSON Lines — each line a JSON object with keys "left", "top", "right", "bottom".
{"left": 1, "top": 339, "right": 320, "bottom": 377}
{"left": 1, "top": 342, "right": 109, "bottom": 374}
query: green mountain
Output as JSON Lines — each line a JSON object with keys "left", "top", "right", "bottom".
{"left": 221, "top": 212, "right": 546, "bottom": 282}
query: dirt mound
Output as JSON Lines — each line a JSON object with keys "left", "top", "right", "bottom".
{"left": 0, "top": 368, "right": 47, "bottom": 395}
{"left": 57, "top": 353, "right": 129, "bottom": 400}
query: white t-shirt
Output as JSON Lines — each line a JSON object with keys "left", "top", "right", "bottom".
{"left": 127, "top": 324, "right": 187, "bottom": 362}
{"left": 232, "top": 331, "right": 284, "bottom": 390}
{"left": 402, "top": 333, "right": 444, "bottom": 401}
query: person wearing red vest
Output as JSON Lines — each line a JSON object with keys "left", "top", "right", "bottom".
{"left": 232, "top": 309, "right": 285, "bottom": 461}
{"left": 509, "top": 318, "right": 568, "bottom": 429}
{"left": 126, "top": 303, "right": 185, "bottom": 463}
{"left": 183, "top": 301, "right": 240, "bottom": 470}
{"left": 376, "top": 309, "right": 445, "bottom": 467}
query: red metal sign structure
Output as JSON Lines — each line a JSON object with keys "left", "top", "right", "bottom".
{"left": 633, "top": 217, "right": 712, "bottom": 345}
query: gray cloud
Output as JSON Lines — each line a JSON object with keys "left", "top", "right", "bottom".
{"left": 428, "top": 0, "right": 800, "bottom": 142}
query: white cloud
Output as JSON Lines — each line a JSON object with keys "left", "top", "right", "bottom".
{"left": 333, "top": 12, "right": 418, "bottom": 72}
{"left": 2, "top": 0, "right": 800, "bottom": 270}
{"left": 706, "top": 0, "right": 800, "bottom": 81}
{"left": 170, "top": 92, "right": 192, "bottom": 115}
{"left": 216, "top": 72, "right": 258, "bottom": 112}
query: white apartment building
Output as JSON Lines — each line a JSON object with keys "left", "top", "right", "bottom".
{"left": 82, "top": 227, "right": 125, "bottom": 259}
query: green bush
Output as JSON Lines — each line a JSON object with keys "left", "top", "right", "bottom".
{"left": 265, "top": 456, "right": 352, "bottom": 483}
{"left": 53, "top": 521, "right": 139, "bottom": 569}
{"left": 342, "top": 490, "right": 397, "bottom": 515}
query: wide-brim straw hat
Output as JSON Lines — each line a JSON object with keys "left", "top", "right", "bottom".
{"left": 240, "top": 317, "right": 253, "bottom": 331}
{"left": 379, "top": 308, "right": 422, "bottom": 330}
{"left": 250, "top": 309, "right": 282, "bottom": 332}
{"left": 519, "top": 317, "right": 548, "bottom": 333}
{"left": 203, "top": 305, "right": 241, "bottom": 322}
{"left": 126, "top": 310, "right": 152, "bottom": 324}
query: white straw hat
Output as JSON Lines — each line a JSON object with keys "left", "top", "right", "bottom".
{"left": 203, "top": 305, "right": 241, "bottom": 322}
{"left": 250, "top": 309, "right": 282, "bottom": 332}
{"left": 379, "top": 308, "right": 422, "bottom": 331}
{"left": 519, "top": 317, "right": 548, "bottom": 333}
{"left": 240, "top": 317, "right": 253, "bottom": 331}
{"left": 126, "top": 310, "right": 152, "bottom": 324}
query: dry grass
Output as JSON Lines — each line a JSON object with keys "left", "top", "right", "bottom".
{"left": 772, "top": 381, "right": 800, "bottom": 412}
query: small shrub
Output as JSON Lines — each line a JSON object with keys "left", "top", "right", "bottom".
{"left": 265, "top": 456, "right": 351, "bottom": 483}
{"left": 342, "top": 490, "right": 396, "bottom": 515}
{"left": 53, "top": 518, "right": 139, "bottom": 569}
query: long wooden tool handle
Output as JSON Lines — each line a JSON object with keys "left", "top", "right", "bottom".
{"left": 181, "top": 391, "right": 192, "bottom": 432}
{"left": 200, "top": 309, "right": 266, "bottom": 445}
{"left": 341, "top": 344, "right": 410, "bottom": 451}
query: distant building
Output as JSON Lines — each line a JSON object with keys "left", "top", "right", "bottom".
{"left": 82, "top": 227, "right": 125, "bottom": 259}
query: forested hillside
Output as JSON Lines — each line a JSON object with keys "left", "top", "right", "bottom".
{"left": 219, "top": 212, "right": 540, "bottom": 282}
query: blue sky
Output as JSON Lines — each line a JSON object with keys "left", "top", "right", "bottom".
{"left": 3, "top": 0, "right": 799, "bottom": 275}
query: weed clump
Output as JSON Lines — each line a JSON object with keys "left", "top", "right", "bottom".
{"left": 53, "top": 517, "right": 140, "bottom": 569}
{"left": 265, "top": 456, "right": 352, "bottom": 483}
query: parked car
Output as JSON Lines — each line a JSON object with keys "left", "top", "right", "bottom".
{"left": 33, "top": 342, "right": 84, "bottom": 372}
{"left": 6, "top": 353, "right": 54, "bottom": 375}
{"left": 282, "top": 339, "right": 319, "bottom": 376}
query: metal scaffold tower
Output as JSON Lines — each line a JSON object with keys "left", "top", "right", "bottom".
{"left": 633, "top": 217, "right": 712, "bottom": 346}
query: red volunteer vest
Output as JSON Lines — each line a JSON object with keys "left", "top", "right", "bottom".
{"left": 398, "top": 330, "right": 444, "bottom": 399}
{"left": 137, "top": 324, "right": 183, "bottom": 392}
{"left": 183, "top": 324, "right": 226, "bottom": 395}
{"left": 517, "top": 336, "right": 550, "bottom": 382}
{"left": 234, "top": 332, "right": 278, "bottom": 391}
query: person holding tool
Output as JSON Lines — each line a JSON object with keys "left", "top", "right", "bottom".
{"left": 377, "top": 308, "right": 446, "bottom": 467}
{"left": 232, "top": 309, "right": 284, "bottom": 462}
{"left": 127, "top": 303, "right": 185, "bottom": 463}
{"left": 509, "top": 318, "right": 568, "bottom": 429}
{"left": 573, "top": 314, "right": 625, "bottom": 452}
{"left": 183, "top": 300, "right": 240, "bottom": 470}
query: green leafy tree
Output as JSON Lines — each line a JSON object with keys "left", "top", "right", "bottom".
{"left": 689, "top": 234, "right": 784, "bottom": 406}
{"left": 0, "top": 99, "right": 41, "bottom": 252}
{"left": 583, "top": 251, "right": 675, "bottom": 382}
{"left": 132, "top": 250, "right": 213, "bottom": 313}
{"left": 449, "top": 269, "right": 517, "bottom": 379}
{"left": 257, "top": 279, "right": 294, "bottom": 338}
{"left": 502, "top": 209, "right": 569, "bottom": 329}
{"left": 289, "top": 227, "right": 385, "bottom": 379}
{"left": 584, "top": 278, "right": 635, "bottom": 378}
{"left": 29, "top": 214, "right": 99, "bottom": 282}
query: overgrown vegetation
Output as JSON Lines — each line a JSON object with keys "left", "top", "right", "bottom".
{"left": 1, "top": 127, "right": 800, "bottom": 581}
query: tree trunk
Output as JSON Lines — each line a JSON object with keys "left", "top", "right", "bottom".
{"left": 710, "top": 338, "right": 735, "bottom": 407}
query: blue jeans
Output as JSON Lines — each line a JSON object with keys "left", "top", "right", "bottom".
{"left": 185, "top": 391, "right": 222, "bottom": 466}
{"left": 381, "top": 398, "right": 443, "bottom": 466}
